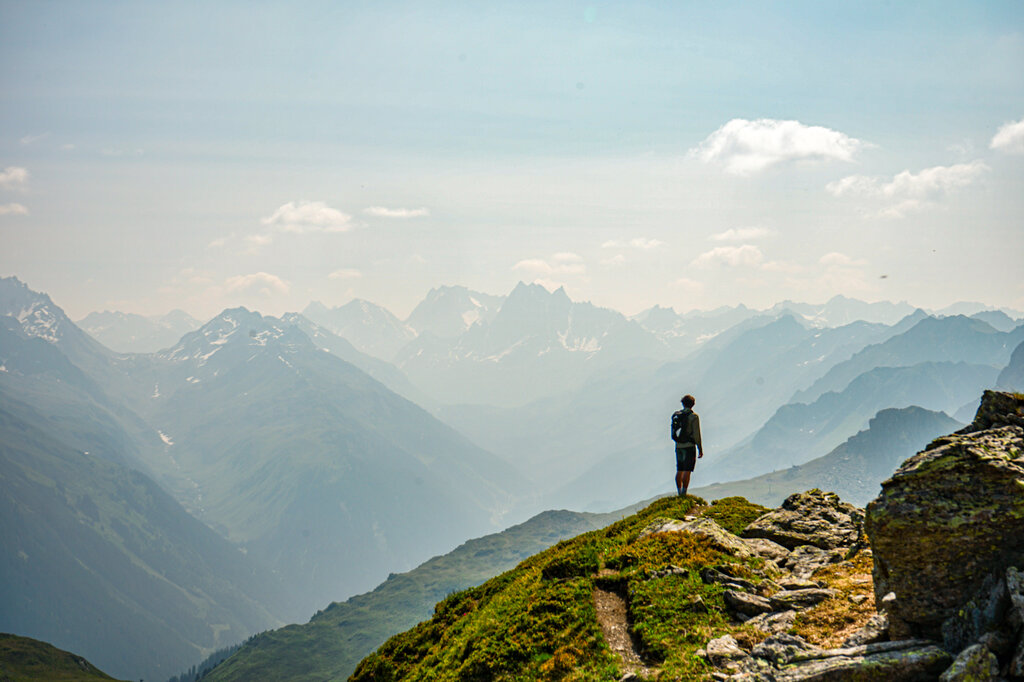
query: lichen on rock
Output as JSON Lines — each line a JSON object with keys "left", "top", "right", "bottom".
{"left": 742, "top": 488, "right": 865, "bottom": 551}
{"left": 865, "top": 391, "right": 1024, "bottom": 640}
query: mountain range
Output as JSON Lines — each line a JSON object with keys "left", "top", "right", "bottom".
{"left": 77, "top": 309, "right": 203, "bottom": 354}
{"left": 0, "top": 277, "right": 522, "bottom": 679}
{"left": 4, "top": 272, "right": 1023, "bottom": 681}
{"left": 0, "top": 297, "right": 292, "bottom": 681}
{"left": 692, "top": 405, "right": 964, "bottom": 507}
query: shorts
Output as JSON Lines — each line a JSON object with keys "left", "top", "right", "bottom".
{"left": 676, "top": 446, "right": 697, "bottom": 473}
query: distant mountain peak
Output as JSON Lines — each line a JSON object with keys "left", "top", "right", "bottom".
{"left": 0, "top": 276, "right": 75, "bottom": 345}
{"left": 161, "top": 307, "right": 309, "bottom": 365}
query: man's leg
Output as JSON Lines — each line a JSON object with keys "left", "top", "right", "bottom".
{"left": 680, "top": 470, "right": 692, "bottom": 495}
{"left": 675, "top": 470, "right": 685, "bottom": 496}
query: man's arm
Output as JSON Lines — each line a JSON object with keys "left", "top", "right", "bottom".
{"left": 693, "top": 413, "right": 703, "bottom": 457}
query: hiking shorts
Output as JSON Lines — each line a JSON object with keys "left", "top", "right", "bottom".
{"left": 676, "top": 445, "right": 697, "bottom": 473}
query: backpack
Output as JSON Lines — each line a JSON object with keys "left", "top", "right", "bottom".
{"left": 672, "top": 410, "right": 693, "bottom": 444}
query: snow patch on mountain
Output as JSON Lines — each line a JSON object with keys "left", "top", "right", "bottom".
{"left": 16, "top": 301, "right": 62, "bottom": 343}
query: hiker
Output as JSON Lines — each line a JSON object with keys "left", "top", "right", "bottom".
{"left": 670, "top": 394, "right": 703, "bottom": 496}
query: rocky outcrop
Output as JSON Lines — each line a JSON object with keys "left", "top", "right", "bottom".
{"left": 703, "top": 633, "right": 951, "bottom": 681}
{"left": 742, "top": 489, "right": 864, "bottom": 550}
{"left": 865, "top": 391, "right": 1024, "bottom": 640}
{"left": 639, "top": 516, "right": 753, "bottom": 558}
{"left": 961, "top": 388, "right": 1024, "bottom": 432}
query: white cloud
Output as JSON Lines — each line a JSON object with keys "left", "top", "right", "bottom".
{"left": 691, "top": 244, "right": 764, "bottom": 268}
{"left": 0, "top": 166, "right": 29, "bottom": 190}
{"left": 0, "top": 203, "right": 29, "bottom": 216}
{"left": 601, "top": 254, "right": 626, "bottom": 267}
{"left": 824, "top": 175, "right": 879, "bottom": 198}
{"left": 709, "top": 227, "right": 776, "bottom": 242}
{"left": 883, "top": 162, "right": 989, "bottom": 198}
{"left": 328, "top": 268, "right": 363, "bottom": 280}
{"left": 20, "top": 132, "right": 49, "bottom": 145}
{"left": 990, "top": 116, "right": 1024, "bottom": 154}
{"left": 363, "top": 206, "right": 430, "bottom": 218}
{"left": 827, "top": 161, "right": 989, "bottom": 218}
{"left": 513, "top": 255, "right": 586, "bottom": 276}
{"left": 691, "top": 118, "right": 864, "bottom": 175}
{"left": 224, "top": 272, "right": 289, "bottom": 297}
{"left": 672, "top": 277, "right": 705, "bottom": 295}
{"left": 602, "top": 237, "right": 665, "bottom": 249}
{"left": 760, "top": 259, "right": 803, "bottom": 274}
{"left": 819, "top": 252, "right": 867, "bottom": 267}
{"left": 246, "top": 234, "right": 273, "bottom": 248}
{"left": 207, "top": 235, "right": 231, "bottom": 249}
{"left": 262, "top": 200, "right": 353, "bottom": 233}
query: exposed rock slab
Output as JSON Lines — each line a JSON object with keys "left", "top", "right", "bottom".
{"left": 724, "top": 589, "right": 773, "bottom": 617}
{"left": 639, "top": 516, "right": 753, "bottom": 558}
{"left": 938, "top": 643, "right": 999, "bottom": 681}
{"left": 712, "top": 635, "right": 952, "bottom": 681}
{"left": 742, "top": 489, "right": 864, "bottom": 551}
{"left": 768, "top": 587, "right": 837, "bottom": 611}
{"left": 747, "top": 610, "right": 798, "bottom": 635}
{"left": 865, "top": 391, "right": 1024, "bottom": 639}
{"left": 784, "top": 545, "right": 844, "bottom": 580}
{"left": 842, "top": 613, "right": 889, "bottom": 647}
{"left": 743, "top": 537, "right": 791, "bottom": 563}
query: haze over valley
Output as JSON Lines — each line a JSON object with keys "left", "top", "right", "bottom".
{"left": 2, "top": 2, "right": 1023, "bottom": 680}
{"left": 3, "top": 272, "right": 1024, "bottom": 679}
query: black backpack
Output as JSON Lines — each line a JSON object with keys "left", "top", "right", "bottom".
{"left": 672, "top": 410, "right": 692, "bottom": 443}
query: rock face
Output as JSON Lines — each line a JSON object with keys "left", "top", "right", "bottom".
{"left": 742, "top": 489, "right": 864, "bottom": 550}
{"left": 865, "top": 391, "right": 1024, "bottom": 640}
{"left": 639, "top": 516, "right": 753, "bottom": 558}
{"left": 709, "top": 634, "right": 951, "bottom": 681}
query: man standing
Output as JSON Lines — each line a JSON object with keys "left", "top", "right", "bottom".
{"left": 671, "top": 394, "right": 703, "bottom": 496}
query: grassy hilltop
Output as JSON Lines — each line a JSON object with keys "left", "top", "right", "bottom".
{"left": 350, "top": 495, "right": 875, "bottom": 681}
{"left": 0, "top": 633, "right": 125, "bottom": 682}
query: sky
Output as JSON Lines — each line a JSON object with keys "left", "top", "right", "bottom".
{"left": 1, "top": 1, "right": 1023, "bottom": 321}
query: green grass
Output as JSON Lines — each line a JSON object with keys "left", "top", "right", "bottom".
{"left": 0, "top": 633, "right": 125, "bottom": 682}
{"left": 696, "top": 496, "right": 770, "bottom": 535}
{"left": 202, "top": 508, "right": 632, "bottom": 682}
{"left": 351, "top": 495, "right": 779, "bottom": 681}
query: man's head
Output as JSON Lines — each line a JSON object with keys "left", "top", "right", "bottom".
{"left": 681, "top": 395, "right": 695, "bottom": 408}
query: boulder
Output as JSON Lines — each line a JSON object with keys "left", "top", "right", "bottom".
{"left": 747, "top": 610, "right": 798, "bottom": 635}
{"left": 778, "top": 576, "right": 824, "bottom": 591}
{"left": 742, "top": 489, "right": 864, "bottom": 550}
{"left": 784, "top": 545, "right": 844, "bottom": 580}
{"left": 701, "top": 566, "right": 756, "bottom": 592}
{"left": 842, "top": 613, "right": 889, "bottom": 647}
{"left": 768, "top": 588, "right": 837, "bottom": 611}
{"left": 770, "top": 642, "right": 952, "bottom": 681}
{"left": 713, "top": 636, "right": 952, "bottom": 682}
{"left": 743, "top": 537, "right": 791, "bottom": 563}
{"left": 723, "top": 589, "right": 773, "bottom": 618}
{"left": 639, "top": 516, "right": 753, "bottom": 558}
{"left": 940, "top": 569, "right": 1008, "bottom": 652}
{"left": 938, "top": 643, "right": 999, "bottom": 682}
{"left": 751, "top": 633, "right": 820, "bottom": 666}
{"left": 956, "top": 389, "right": 1024, "bottom": 433}
{"left": 865, "top": 391, "right": 1024, "bottom": 640}
{"left": 705, "top": 634, "right": 748, "bottom": 668}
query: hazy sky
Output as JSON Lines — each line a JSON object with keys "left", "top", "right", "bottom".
{"left": 2, "top": 1, "right": 1023, "bottom": 320}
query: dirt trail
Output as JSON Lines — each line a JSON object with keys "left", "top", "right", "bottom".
{"left": 593, "top": 576, "right": 657, "bottom": 679}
